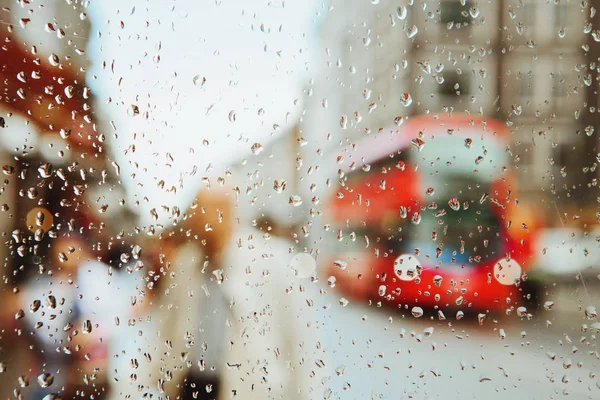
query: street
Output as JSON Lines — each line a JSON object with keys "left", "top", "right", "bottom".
{"left": 319, "top": 283, "right": 600, "bottom": 400}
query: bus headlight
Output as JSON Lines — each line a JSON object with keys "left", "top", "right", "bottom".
{"left": 494, "top": 258, "right": 522, "bottom": 285}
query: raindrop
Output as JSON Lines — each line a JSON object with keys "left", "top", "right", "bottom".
{"left": 406, "top": 25, "right": 418, "bottom": 39}
{"left": 193, "top": 75, "right": 206, "bottom": 87}
{"left": 37, "top": 373, "right": 54, "bottom": 388}
{"left": 400, "top": 93, "right": 412, "bottom": 107}
{"left": 18, "top": 375, "right": 29, "bottom": 388}
{"left": 132, "top": 245, "right": 142, "bottom": 259}
{"left": 250, "top": 143, "right": 263, "bottom": 155}
{"left": 397, "top": 6, "right": 407, "bottom": 20}
{"left": 511, "top": 104, "right": 522, "bottom": 116}
{"left": 38, "top": 163, "right": 52, "bottom": 178}
{"left": 412, "top": 138, "right": 425, "bottom": 151}
{"left": 469, "top": 7, "right": 480, "bottom": 18}
{"left": 64, "top": 85, "right": 74, "bottom": 99}
{"left": 128, "top": 105, "right": 140, "bottom": 116}
{"left": 340, "top": 115, "right": 348, "bottom": 129}
{"left": 48, "top": 53, "right": 60, "bottom": 66}
{"left": 516, "top": 22, "right": 525, "bottom": 35}
{"left": 289, "top": 195, "right": 303, "bottom": 207}
{"left": 273, "top": 180, "right": 286, "bottom": 193}
{"left": 448, "top": 198, "right": 460, "bottom": 211}
{"left": 411, "top": 212, "right": 421, "bottom": 224}
{"left": 544, "top": 300, "right": 555, "bottom": 311}
{"left": 2, "top": 165, "right": 15, "bottom": 175}
{"left": 417, "top": 60, "right": 431, "bottom": 74}
{"left": 327, "top": 276, "right": 336, "bottom": 288}
{"left": 585, "top": 306, "right": 597, "bottom": 319}
{"left": 59, "top": 128, "right": 71, "bottom": 139}
{"left": 333, "top": 260, "right": 348, "bottom": 270}
{"left": 46, "top": 295, "right": 56, "bottom": 309}
{"left": 558, "top": 27, "right": 566, "bottom": 38}
{"left": 82, "top": 320, "right": 92, "bottom": 334}
{"left": 411, "top": 306, "right": 424, "bottom": 318}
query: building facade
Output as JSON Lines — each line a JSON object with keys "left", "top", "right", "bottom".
{"left": 313, "top": 0, "right": 595, "bottom": 224}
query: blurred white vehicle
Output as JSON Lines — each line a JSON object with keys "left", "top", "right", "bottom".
{"left": 535, "top": 226, "right": 600, "bottom": 278}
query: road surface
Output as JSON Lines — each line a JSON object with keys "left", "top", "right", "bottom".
{"left": 319, "top": 283, "right": 600, "bottom": 400}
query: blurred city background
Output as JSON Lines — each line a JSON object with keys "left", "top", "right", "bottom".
{"left": 0, "top": 1, "right": 599, "bottom": 399}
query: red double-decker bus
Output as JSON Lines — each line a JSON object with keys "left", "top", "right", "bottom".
{"left": 326, "top": 114, "right": 541, "bottom": 312}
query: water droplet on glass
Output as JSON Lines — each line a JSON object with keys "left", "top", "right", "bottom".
{"left": 406, "top": 25, "right": 418, "bottom": 39}
{"left": 333, "top": 260, "right": 348, "bottom": 270}
{"left": 18, "top": 375, "right": 29, "bottom": 388}
{"left": 411, "top": 306, "right": 424, "bottom": 318}
{"left": 38, "top": 163, "right": 52, "bottom": 178}
{"left": 516, "top": 22, "right": 525, "bottom": 35}
{"left": 327, "top": 276, "right": 337, "bottom": 288}
{"left": 340, "top": 115, "right": 348, "bottom": 129}
{"left": 558, "top": 27, "right": 566, "bottom": 38}
{"left": 82, "top": 320, "right": 92, "bottom": 334}
{"left": 250, "top": 143, "right": 263, "bottom": 155}
{"left": 397, "top": 6, "right": 407, "bottom": 20}
{"left": 417, "top": 60, "right": 431, "bottom": 75}
{"left": 2, "top": 165, "right": 15, "bottom": 175}
{"left": 48, "top": 53, "right": 60, "bottom": 66}
{"left": 469, "top": 7, "right": 480, "bottom": 18}
{"left": 27, "top": 188, "right": 38, "bottom": 199}
{"left": 37, "top": 373, "right": 54, "bottom": 388}
{"left": 585, "top": 306, "right": 598, "bottom": 319}
{"left": 289, "top": 195, "right": 303, "bottom": 207}
{"left": 401, "top": 93, "right": 413, "bottom": 107}
{"left": 64, "top": 85, "right": 74, "bottom": 99}
{"left": 511, "top": 104, "right": 522, "bottom": 116}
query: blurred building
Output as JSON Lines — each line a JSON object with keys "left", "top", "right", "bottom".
{"left": 313, "top": 0, "right": 596, "bottom": 225}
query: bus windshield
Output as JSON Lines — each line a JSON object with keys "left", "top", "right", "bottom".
{"left": 337, "top": 135, "right": 507, "bottom": 267}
